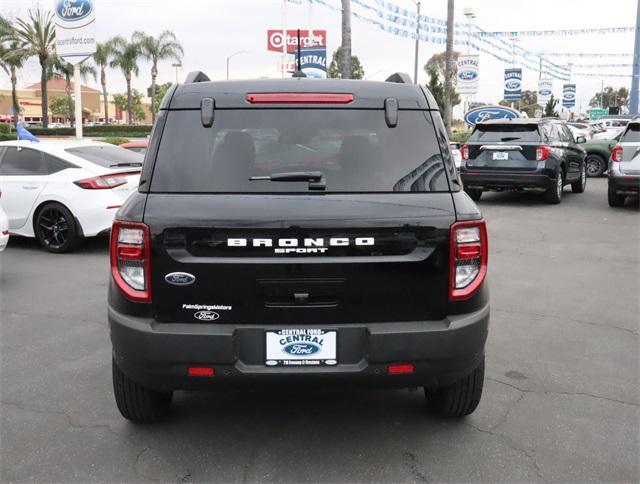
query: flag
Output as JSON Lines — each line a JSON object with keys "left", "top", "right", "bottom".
{"left": 17, "top": 124, "right": 40, "bottom": 143}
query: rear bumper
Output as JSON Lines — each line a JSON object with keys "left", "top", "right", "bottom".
{"left": 461, "top": 170, "right": 555, "bottom": 191}
{"left": 109, "top": 304, "right": 490, "bottom": 392}
{"left": 609, "top": 174, "right": 640, "bottom": 194}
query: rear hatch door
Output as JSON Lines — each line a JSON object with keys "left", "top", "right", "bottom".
{"left": 466, "top": 123, "right": 541, "bottom": 171}
{"left": 145, "top": 103, "right": 456, "bottom": 324}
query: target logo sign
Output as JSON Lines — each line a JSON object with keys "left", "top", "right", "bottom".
{"left": 267, "top": 30, "right": 326, "bottom": 52}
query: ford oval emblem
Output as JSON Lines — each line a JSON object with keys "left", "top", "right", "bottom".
{"left": 194, "top": 311, "right": 219, "bottom": 321}
{"left": 165, "top": 272, "right": 196, "bottom": 285}
{"left": 458, "top": 70, "right": 477, "bottom": 81}
{"left": 283, "top": 343, "right": 320, "bottom": 356}
{"left": 505, "top": 80, "right": 521, "bottom": 90}
{"left": 464, "top": 105, "right": 520, "bottom": 128}
{"left": 55, "top": 0, "right": 93, "bottom": 22}
{"left": 539, "top": 89, "right": 552, "bottom": 96}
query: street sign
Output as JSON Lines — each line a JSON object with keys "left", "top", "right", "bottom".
{"left": 589, "top": 108, "right": 607, "bottom": 120}
{"left": 54, "top": 0, "right": 96, "bottom": 63}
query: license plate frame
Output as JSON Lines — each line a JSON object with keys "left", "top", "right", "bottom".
{"left": 265, "top": 329, "right": 337, "bottom": 367}
{"left": 492, "top": 151, "right": 509, "bottom": 161}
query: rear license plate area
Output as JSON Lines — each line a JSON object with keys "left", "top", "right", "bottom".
{"left": 265, "top": 329, "right": 337, "bottom": 367}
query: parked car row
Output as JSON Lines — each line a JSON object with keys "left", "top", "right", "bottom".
{"left": 458, "top": 117, "right": 639, "bottom": 208}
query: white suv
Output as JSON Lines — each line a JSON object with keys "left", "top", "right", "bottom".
{"left": 608, "top": 119, "right": 640, "bottom": 207}
{"left": 0, "top": 140, "right": 141, "bottom": 252}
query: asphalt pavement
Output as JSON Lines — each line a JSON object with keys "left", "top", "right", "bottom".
{"left": 1, "top": 178, "right": 638, "bottom": 483}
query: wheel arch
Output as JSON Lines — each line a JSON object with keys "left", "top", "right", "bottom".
{"left": 32, "top": 200, "right": 85, "bottom": 239}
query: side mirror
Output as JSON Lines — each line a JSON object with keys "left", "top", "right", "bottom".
{"left": 576, "top": 136, "right": 587, "bottom": 144}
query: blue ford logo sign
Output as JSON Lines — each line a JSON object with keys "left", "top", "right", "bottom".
{"left": 539, "top": 88, "right": 552, "bottom": 97}
{"left": 564, "top": 92, "right": 576, "bottom": 100}
{"left": 283, "top": 343, "right": 321, "bottom": 356}
{"left": 464, "top": 105, "right": 520, "bottom": 128}
{"left": 458, "top": 70, "right": 478, "bottom": 81}
{"left": 505, "top": 80, "right": 521, "bottom": 90}
{"left": 55, "top": 0, "right": 93, "bottom": 22}
{"left": 165, "top": 272, "right": 196, "bottom": 286}
{"left": 194, "top": 311, "right": 219, "bottom": 321}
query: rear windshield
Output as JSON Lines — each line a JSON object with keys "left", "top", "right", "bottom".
{"left": 469, "top": 124, "right": 541, "bottom": 143}
{"left": 622, "top": 123, "right": 640, "bottom": 143}
{"left": 66, "top": 145, "right": 143, "bottom": 168}
{"left": 149, "top": 109, "right": 450, "bottom": 193}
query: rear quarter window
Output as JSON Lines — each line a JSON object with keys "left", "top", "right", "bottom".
{"left": 149, "top": 109, "right": 450, "bottom": 193}
{"left": 622, "top": 124, "right": 640, "bottom": 143}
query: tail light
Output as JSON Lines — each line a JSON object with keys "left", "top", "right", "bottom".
{"left": 74, "top": 173, "right": 131, "bottom": 189}
{"left": 611, "top": 145, "right": 623, "bottom": 163}
{"left": 450, "top": 220, "right": 488, "bottom": 301}
{"left": 461, "top": 144, "right": 469, "bottom": 160}
{"left": 536, "top": 146, "right": 551, "bottom": 162}
{"left": 110, "top": 221, "right": 151, "bottom": 302}
{"left": 246, "top": 93, "right": 354, "bottom": 104}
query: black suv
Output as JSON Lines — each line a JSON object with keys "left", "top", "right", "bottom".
{"left": 460, "top": 118, "right": 587, "bottom": 203}
{"left": 109, "top": 72, "right": 489, "bottom": 422}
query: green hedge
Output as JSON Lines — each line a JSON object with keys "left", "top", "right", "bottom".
{"left": 29, "top": 124, "right": 152, "bottom": 136}
{"left": 100, "top": 136, "right": 130, "bottom": 145}
{"left": 449, "top": 130, "right": 472, "bottom": 144}
{"left": 0, "top": 133, "right": 16, "bottom": 142}
{"left": 0, "top": 123, "right": 11, "bottom": 134}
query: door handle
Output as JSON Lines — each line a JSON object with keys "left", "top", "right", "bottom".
{"left": 22, "top": 185, "right": 39, "bottom": 190}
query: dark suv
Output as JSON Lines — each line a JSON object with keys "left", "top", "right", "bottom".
{"left": 109, "top": 72, "right": 489, "bottom": 422}
{"left": 460, "top": 118, "right": 587, "bottom": 203}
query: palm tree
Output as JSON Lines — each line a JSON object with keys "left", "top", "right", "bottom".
{"left": 110, "top": 36, "right": 141, "bottom": 124}
{"left": 132, "top": 31, "right": 183, "bottom": 122}
{"left": 0, "top": 42, "right": 29, "bottom": 127}
{"left": 0, "top": 15, "right": 13, "bottom": 42}
{"left": 93, "top": 41, "right": 115, "bottom": 125}
{"left": 13, "top": 9, "right": 55, "bottom": 128}
{"left": 50, "top": 56, "right": 97, "bottom": 127}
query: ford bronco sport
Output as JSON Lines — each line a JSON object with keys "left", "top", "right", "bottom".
{"left": 109, "top": 72, "right": 489, "bottom": 422}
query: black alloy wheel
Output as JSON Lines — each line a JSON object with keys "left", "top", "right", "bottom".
{"left": 35, "top": 203, "right": 79, "bottom": 253}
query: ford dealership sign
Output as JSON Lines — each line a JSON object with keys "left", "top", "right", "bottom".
{"left": 457, "top": 55, "right": 480, "bottom": 95}
{"left": 504, "top": 68, "right": 522, "bottom": 101}
{"left": 562, "top": 84, "right": 576, "bottom": 109}
{"left": 464, "top": 106, "right": 521, "bottom": 128}
{"left": 538, "top": 79, "right": 553, "bottom": 104}
{"left": 54, "top": 0, "right": 96, "bottom": 63}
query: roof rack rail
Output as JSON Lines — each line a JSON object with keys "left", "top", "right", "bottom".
{"left": 385, "top": 72, "right": 413, "bottom": 84}
{"left": 184, "top": 71, "right": 211, "bottom": 84}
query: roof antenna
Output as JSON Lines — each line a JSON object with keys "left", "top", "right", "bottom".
{"left": 292, "top": 29, "right": 307, "bottom": 78}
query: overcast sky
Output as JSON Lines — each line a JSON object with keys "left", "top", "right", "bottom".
{"left": 1, "top": 0, "right": 637, "bottom": 117}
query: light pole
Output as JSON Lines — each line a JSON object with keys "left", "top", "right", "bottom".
{"left": 171, "top": 63, "right": 182, "bottom": 83}
{"left": 412, "top": 1, "right": 421, "bottom": 84}
{"left": 226, "top": 51, "right": 250, "bottom": 80}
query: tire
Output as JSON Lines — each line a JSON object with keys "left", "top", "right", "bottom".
{"left": 112, "top": 358, "right": 173, "bottom": 423}
{"left": 465, "top": 188, "right": 482, "bottom": 201}
{"left": 544, "top": 170, "right": 563, "bottom": 204}
{"left": 585, "top": 154, "right": 606, "bottom": 178}
{"left": 425, "top": 357, "right": 485, "bottom": 418}
{"left": 571, "top": 162, "right": 587, "bottom": 193}
{"left": 34, "top": 202, "right": 79, "bottom": 253}
{"left": 608, "top": 182, "right": 625, "bottom": 207}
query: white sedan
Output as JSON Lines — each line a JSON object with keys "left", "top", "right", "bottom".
{"left": 0, "top": 194, "right": 8, "bottom": 251}
{"left": 0, "top": 140, "right": 142, "bottom": 253}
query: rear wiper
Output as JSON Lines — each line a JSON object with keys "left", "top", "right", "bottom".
{"left": 250, "top": 171, "right": 326, "bottom": 190}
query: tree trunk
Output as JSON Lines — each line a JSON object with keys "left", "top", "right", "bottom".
{"left": 66, "top": 75, "right": 74, "bottom": 127}
{"left": 10, "top": 65, "right": 19, "bottom": 127}
{"left": 40, "top": 56, "right": 49, "bottom": 128}
{"left": 151, "top": 62, "right": 158, "bottom": 123}
{"left": 101, "top": 67, "right": 109, "bottom": 125}
{"left": 126, "top": 75, "right": 133, "bottom": 125}
{"left": 443, "top": 0, "right": 454, "bottom": 135}
{"left": 341, "top": 0, "right": 352, "bottom": 79}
